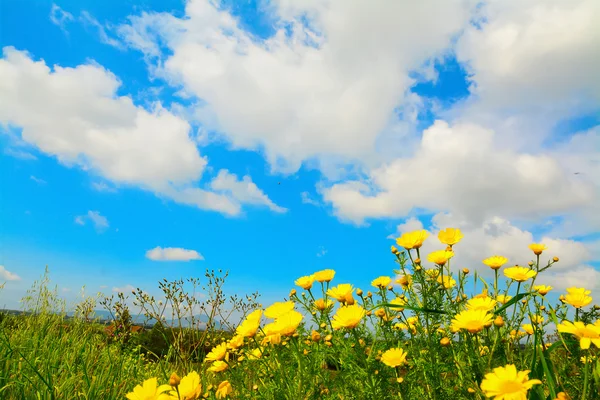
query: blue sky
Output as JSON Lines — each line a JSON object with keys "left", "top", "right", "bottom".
{"left": 1, "top": 0, "right": 599, "bottom": 312}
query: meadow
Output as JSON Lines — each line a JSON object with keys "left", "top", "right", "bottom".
{"left": 1, "top": 229, "right": 599, "bottom": 399}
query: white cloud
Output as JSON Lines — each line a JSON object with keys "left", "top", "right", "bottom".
{"left": 80, "top": 11, "right": 124, "bottom": 49}
{"left": 0, "top": 47, "right": 283, "bottom": 216}
{"left": 301, "top": 191, "right": 320, "bottom": 207}
{"left": 91, "top": 181, "right": 116, "bottom": 193}
{"left": 0, "top": 266, "right": 21, "bottom": 281}
{"left": 119, "top": 0, "right": 475, "bottom": 172}
{"left": 112, "top": 284, "right": 136, "bottom": 293}
{"left": 324, "top": 121, "right": 596, "bottom": 225}
{"left": 49, "top": 4, "right": 74, "bottom": 31}
{"left": 4, "top": 148, "right": 37, "bottom": 160}
{"left": 145, "top": 246, "right": 204, "bottom": 262}
{"left": 387, "top": 217, "right": 424, "bottom": 239}
{"left": 30, "top": 175, "right": 47, "bottom": 185}
{"left": 75, "top": 210, "right": 110, "bottom": 232}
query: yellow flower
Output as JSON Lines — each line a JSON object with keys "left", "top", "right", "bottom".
{"left": 557, "top": 321, "right": 600, "bottom": 349}
{"left": 380, "top": 348, "right": 408, "bottom": 367}
{"left": 313, "top": 298, "right": 334, "bottom": 311}
{"left": 389, "top": 297, "right": 406, "bottom": 311}
{"left": 483, "top": 255, "right": 508, "bottom": 270}
{"left": 504, "top": 266, "right": 537, "bottom": 282}
{"left": 533, "top": 285, "right": 553, "bottom": 295}
{"left": 564, "top": 287, "right": 593, "bottom": 309}
{"left": 126, "top": 378, "right": 173, "bottom": 400}
{"left": 205, "top": 343, "right": 228, "bottom": 362}
{"left": 265, "top": 310, "right": 303, "bottom": 336}
{"left": 440, "top": 337, "right": 451, "bottom": 347}
{"left": 395, "top": 230, "right": 429, "bottom": 250}
{"left": 466, "top": 297, "right": 497, "bottom": 312}
{"left": 247, "top": 347, "right": 264, "bottom": 360}
{"left": 395, "top": 274, "right": 412, "bottom": 288}
{"left": 235, "top": 309, "right": 262, "bottom": 338}
{"left": 496, "top": 294, "right": 512, "bottom": 304}
{"left": 528, "top": 243, "right": 547, "bottom": 255}
{"left": 208, "top": 360, "right": 228, "bottom": 373}
{"left": 260, "top": 332, "right": 281, "bottom": 346}
{"left": 427, "top": 250, "right": 454, "bottom": 266}
{"left": 451, "top": 309, "right": 494, "bottom": 334}
{"left": 438, "top": 228, "right": 464, "bottom": 246}
{"left": 480, "top": 364, "right": 541, "bottom": 399}
{"left": 371, "top": 276, "right": 392, "bottom": 288}
{"left": 327, "top": 283, "right": 355, "bottom": 303}
{"left": 581, "top": 356, "right": 595, "bottom": 364}
{"left": 264, "top": 301, "right": 295, "bottom": 319}
{"left": 227, "top": 335, "right": 244, "bottom": 349}
{"left": 554, "top": 392, "right": 571, "bottom": 400}
{"left": 521, "top": 324, "right": 534, "bottom": 335}
{"left": 313, "top": 269, "right": 335, "bottom": 282}
{"left": 215, "top": 381, "right": 232, "bottom": 399}
{"left": 530, "top": 315, "right": 544, "bottom": 325}
{"left": 294, "top": 275, "right": 315, "bottom": 290}
{"left": 174, "top": 371, "right": 202, "bottom": 400}
{"left": 424, "top": 268, "right": 439, "bottom": 280}
{"left": 331, "top": 304, "right": 365, "bottom": 330}
{"left": 437, "top": 275, "right": 456, "bottom": 289}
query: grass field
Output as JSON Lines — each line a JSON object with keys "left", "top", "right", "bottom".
{"left": 1, "top": 230, "right": 599, "bottom": 399}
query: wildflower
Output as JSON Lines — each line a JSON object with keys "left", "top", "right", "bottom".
{"left": 553, "top": 257, "right": 559, "bottom": 263}
{"left": 438, "top": 228, "right": 464, "bottom": 246}
{"left": 391, "top": 245, "right": 399, "bottom": 255}
{"left": 554, "top": 392, "right": 570, "bottom": 400}
{"left": 581, "top": 356, "right": 594, "bottom": 363}
{"left": 480, "top": 364, "right": 541, "bottom": 399}
{"left": 564, "top": 287, "right": 593, "bottom": 309}
{"left": 175, "top": 371, "right": 202, "bottom": 400}
{"left": 313, "top": 298, "right": 334, "bottom": 311}
{"left": 494, "top": 316, "right": 504, "bottom": 327}
{"left": 169, "top": 373, "right": 181, "bottom": 387}
{"left": 126, "top": 378, "right": 172, "bottom": 400}
{"left": 451, "top": 309, "right": 494, "bottom": 334}
{"left": 235, "top": 310, "right": 262, "bottom": 338}
{"left": 557, "top": 321, "right": 600, "bottom": 349}
{"left": 371, "top": 276, "right": 392, "bottom": 288}
{"left": 395, "top": 230, "right": 429, "bottom": 250}
{"left": 208, "top": 360, "right": 228, "bottom": 373}
{"left": 504, "top": 266, "right": 537, "bottom": 282}
{"left": 274, "top": 310, "right": 303, "bottom": 336}
{"left": 530, "top": 315, "right": 544, "bottom": 325}
{"left": 205, "top": 343, "right": 228, "bottom": 362}
{"left": 528, "top": 243, "right": 547, "bottom": 256}
{"left": 331, "top": 304, "right": 366, "bottom": 330}
{"left": 247, "top": 347, "right": 263, "bottom": 360}
{"left": 380, "top": 348, "right": 408, "bottom": 367}
{"left": 311, "top": 330, "right": 321, "bottom": 342}
{"left": 496, "top": 294, "right": 512, "bottom": 304}
{"left": 389, "top": 297, "right": 406, "bottom": 311}
{"left": 313, "top": 269, "right": 335, "bottom": 282}
{"left": 427, "top": 250, "right": 454, "bottom": 266}
{"left": 533, "top": 285, "right": 553, "bottom": 295}
{"left": 437, "top": 275, "right": 457, "bottom": 289}
{"left": 466, "top": 297, "right": 497, "bottom": 312}
{"left": 463, "top": 268, "right": 470, "bottom": 274}
{"left": 479, "top": 346, "right": 489, "bottom": 356}
{"left": 264, "top": 301, "right": 295, "bottom": 319}
{"left": 521, "top": 324, "right": 534, "bottom": 335}
{"left": 327, "top": 283, "right": 355, "bottom": 304}
{"left": 440, "top": 337, "right": 451, "bottom": 347}
{"left": 215, "top": 381, "right": 232, "bottom": 399}
{"left": 227, "top": 335, "right": 244, "bottom": 350}
{"left": 425, "top": 268, "right": 439, "bottom": 279}
{"left": 483, "top": 256, "right": 508, "bottom": 270}
{"left": 294, "top": 275, "right": 314, "bottom": 290}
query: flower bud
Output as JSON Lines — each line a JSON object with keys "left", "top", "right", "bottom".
{"left": 494, "top": 316, "right": 504, "bottom": 327}
{"left": 289, "top": 289, "right": 296, "bottom": 297}
{"left": 169, "top": 372, "right": 181, "bottom": 387}
{"left": 414, "top": 258, "right": 421, "bottom": 264}
{"left": 553, "top": 257, "right": 559, "bottom": 262}
{"left": 440, "top": 337, "right": 451, "bottom": 347}
{"left": 462, "top": 268, "right": 469, "bottom": 274}
{"left": 311, "top": 330, "right": 321, "bottom": 342}
{"left": 528, "top": 261, "right": 534, "bottom": 267}
{"left": 356, "top": 288, "right": 363, "bottom": 296}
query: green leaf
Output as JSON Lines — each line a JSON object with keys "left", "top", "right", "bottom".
{"left": 493, "top": 292, "right": 533, "bottom": 315}
{"left": 538, "top": 347, "right": 557, "bottom": 399}
{"left": 382, "top": 304, "right": 448, "bottom": 315}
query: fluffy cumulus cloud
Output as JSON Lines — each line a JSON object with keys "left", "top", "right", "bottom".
{"left": 0, "top": 47, "right": 283, "bottom": 216}
{"left": 324, "top": 120, "right": 595, "bottom": 225}
{"left": 118, "top": 0, "right": 475, "bottom": 171}
{"left": 146, "top": 246, "right": 204, "bottom": 262}
{"left": 0, "top": 265, "right": 21, "bottom": 281}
